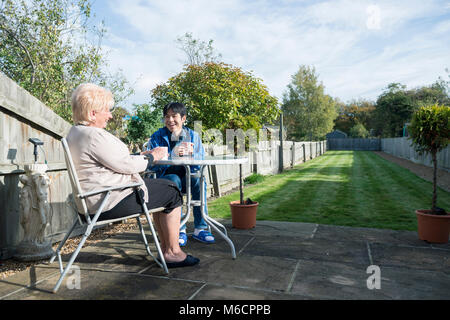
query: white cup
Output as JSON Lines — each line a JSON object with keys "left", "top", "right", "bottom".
{"left": 160, "top": 146, "right": 168, "bottom": 160}
{"left": 181, "top": 142, "right": 194, "bottom": 156}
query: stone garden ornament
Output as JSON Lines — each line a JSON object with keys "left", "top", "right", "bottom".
{"left": 14, "top": 163, "right": 54, "bottom": 261}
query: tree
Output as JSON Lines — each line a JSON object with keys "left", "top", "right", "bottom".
{"left": 373, "top": 80, "right": 450, "bottom": 138}
{"left": 0, "top": 0, "right": 133, "bottom": 122}
{"left": 373, "top": 83, "right": 415, "bottom": 137}
{"left": 125, "top": 103, "right": 162, "bottom": 150}
{"left": 176, "top": 32, "right": 222, "bottom": 66}
{"left": 334, "top": 99, "right": 376, "bottom": 135}
{"left": 349, "top": 123, "right": 369, "bottom": 138}
{"left": 106, "top": 106, "right": 129, "bottom": 140}
{"left": 148, "top": 62, "right": 280, "bottom": 137}
{"left": 408, "top": 104, "right": 449, "bottom": 213}
{"left": 281, "top": 65, "right": 337, "bottom": 140}
{"left": 411, "top": 79, "right": 450, "bottom": 107}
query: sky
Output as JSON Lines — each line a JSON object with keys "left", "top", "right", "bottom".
{"left": 89, "top": 0, "right": 450, "bottom": 111}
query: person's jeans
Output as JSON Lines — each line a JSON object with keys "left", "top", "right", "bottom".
{"left": 160, "top": 169, "right": 209, "bottom": 232}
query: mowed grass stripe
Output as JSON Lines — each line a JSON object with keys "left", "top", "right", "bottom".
{"left": 371, "top": 152, "right": 449, "bottom": 209}
{"left": 353, "top": 152, "right": 416, "bottom": 230}
{"left": 282, "top": 151, "right": 353, "bottom": 223}
{"left": 367, "top": 152, "right": 450, "bottom": 228}
{"left": 350, "top": 151, "right": 382, "bottom": 227}
{"left": 208, "top": 154, "right": 332, "bottom": 219}
{"left": 314, "top": 151, "right": 355, "bottom": 225}
{"left": 257, "top": 152, "right": 345, "bottom": 221}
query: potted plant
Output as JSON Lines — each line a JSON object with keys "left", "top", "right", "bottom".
{"left": 229, "top": 165, "right": 259, "bottom": 229}
{"left": 408, "top": 104, "right": 450, "bottom": 243}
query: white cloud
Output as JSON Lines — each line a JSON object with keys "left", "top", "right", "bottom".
{"left": 93, "top": 0, "right": 450, "bottom": 109}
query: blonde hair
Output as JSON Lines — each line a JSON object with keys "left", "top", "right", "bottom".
{"left": 71, "top": 83, "right": 114, "bottom": 125}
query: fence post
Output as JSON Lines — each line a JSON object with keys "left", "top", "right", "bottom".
{"left": 210, "top": 165, "right": 221, "bottom": 197}
{"left": 303, "top": 144, "right": 306, "bottom": 163}
{"left": 279, "top": 115, "right": 284, "bottom": 173}
{"left": 291, "top": 143, "right": 295, "bottom": 168}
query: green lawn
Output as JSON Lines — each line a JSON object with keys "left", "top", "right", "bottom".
{"left": 208, "top": 151, "right": 450, "bottom": 231}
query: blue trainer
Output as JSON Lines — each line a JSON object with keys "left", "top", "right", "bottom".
{"left": 192, "top": 230, "right": 215, "bottom": 244}
{"left": 179, "top": 232, "right": 188, "bottom": 247}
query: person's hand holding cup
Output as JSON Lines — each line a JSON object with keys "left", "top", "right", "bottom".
{"left": 142, "top": 146, "right": 168, "bottom": 160}
{"left": 184, "top": 142, "right": 194, "bottom": 155}
{"left": 179, "top": 142, "right": 194, "bottom": 156}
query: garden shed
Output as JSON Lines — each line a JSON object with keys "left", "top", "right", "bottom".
{"left": 326, "top": 130, "right": 347, "bottom": 139}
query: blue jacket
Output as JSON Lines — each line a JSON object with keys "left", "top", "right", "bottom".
{"left": 147, "top": 126, "right": 204, "bottom": 178}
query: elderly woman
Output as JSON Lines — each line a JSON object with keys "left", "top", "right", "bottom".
{"left": 66, "top": 83, "right": 199, "bottom": 268}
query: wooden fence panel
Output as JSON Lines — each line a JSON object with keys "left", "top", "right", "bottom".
{"left": 327, "top": 138, "right": 381, "bottom": 151}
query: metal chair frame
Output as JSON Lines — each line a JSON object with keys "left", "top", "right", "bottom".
{"left": 49, "top": 138, "right": 168, "bottom": 293}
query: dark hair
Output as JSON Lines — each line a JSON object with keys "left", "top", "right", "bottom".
{"left": 163, "top": 102, "right": 186, "bottom": 117}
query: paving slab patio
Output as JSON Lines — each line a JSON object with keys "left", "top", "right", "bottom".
{"left": 0, "top": 219, "right": 449, "bottom": 300}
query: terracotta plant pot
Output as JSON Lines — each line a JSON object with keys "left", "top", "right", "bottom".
{"left": 229, "top": 200, "right": 259, "bottom": 229}
{"left": 416, "top": 209, "right": 450, "bottom": 243}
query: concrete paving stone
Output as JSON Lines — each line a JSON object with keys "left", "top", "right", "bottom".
{"left": 374, "top": 266, "right": 450, "bottom": 299}
{"left": 4, "top": 269, "right": 203, "bottom": 300}
{"left": 111, "top": 227, "right": 255, "bottom": 260}
{"left": 290, "top": 259, "right": 450, "bottom": 299}
{"left": 314, "top": 224, "right": 432, "bottom": 248}
{"left": 83, "top": 236, "right": 161, "bottom": 259}
{"left": 192, "top": 284, "right": 311, "bottom": 300}
{"left": 109, "top": 228, "right": 155, "bottom": 240}
{"left": 243, "top": 235, "right": 371, "bottom": 265}
{"left": 183, "top": 233, "right": 254, "bottom": 258}
{"left": 43, "top": 250, "right": 154, "bottom": 274}
{"left": 289, "top": 259, "right": 392, "bottom": 300}
{"left": 221, "top": 220, "right": 318, "bottom": 239}
{"left": 0, "top": 265, "right": 58, "bottom": 299}
{"left": 43, "top": 232, "right": 166, "bottom": 273}
{"left": 2, "top": 220, "right": 448, "bottom": 300}
{"left": 99, "top": 230, "right": 165, "bottom": 252}
{"left": 370, "top": 243, "right": 450, "bottom": 274}
{"left": 75, "top": 252, "right": 154, "bottom": 273}
{"left": 430, "top": 241, "right": 450, "bottom": 250}
{"left": 110, "top": 223, "right": 255, "bottom": 258}
{"left": 48, "top": 245, "right": 151, "bottom": 272}
{"left": 143, "top": 253, "right": 298, "bottom": 293}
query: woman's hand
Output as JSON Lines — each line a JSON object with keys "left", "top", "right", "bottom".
{"left": 141, "top": 147, "right": 168, "bottom": 161}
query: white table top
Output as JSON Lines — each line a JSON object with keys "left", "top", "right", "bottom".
{"left": 152, "top": 155, "right": 248, "bottom": 166}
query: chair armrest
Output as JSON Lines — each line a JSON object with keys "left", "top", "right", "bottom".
{"left": 142, "top": 169, "right": 157, "bottom": 179}
{"left": 78, "top": 182, "right": 143, "bottom": 199}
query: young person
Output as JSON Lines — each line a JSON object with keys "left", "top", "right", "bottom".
{"left": 147, "top": 102, "right": 215, "bottom": 247}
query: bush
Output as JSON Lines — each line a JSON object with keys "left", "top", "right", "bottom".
{"left": 408, "top": 104, "right": 449, "bottom": 213}
{"left": 244, "top": 173, "right": 265, "bottom": 185}
{"left": 349, "top": 123, "right": 369, "bottom": 138}
{"left": 408, "top": 104, "right": 449, "bottom": 155}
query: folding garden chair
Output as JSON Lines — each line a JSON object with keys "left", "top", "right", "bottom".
{"left": 49, "top": 138, "right": 168, "bottom": 293}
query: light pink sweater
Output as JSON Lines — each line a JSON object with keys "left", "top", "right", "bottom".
{"left": 66, "top": 125, "right": 148, "bottom": 214}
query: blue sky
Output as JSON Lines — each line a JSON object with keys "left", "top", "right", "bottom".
{"left": 89, "top": 0, "right": 450, "bottom": 111}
